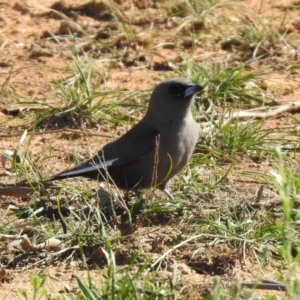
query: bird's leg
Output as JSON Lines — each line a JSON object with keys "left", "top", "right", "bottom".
{"left": 126, "top": 189, "right": 146, "bottom": 215}
{"left": 163, "top": 188, "right": 176, "bottom": 203}
{"left": 162, "top": 185, "right": 180, "bottom": 206}
{"left": 132, "top": 189, "right": 146, "bottom": 208}
{"left": 97, "top": 186, "right": 115, "bottom": 221}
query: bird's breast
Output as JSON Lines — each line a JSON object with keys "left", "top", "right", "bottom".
{"left": 159, "top": 118, "right": 199, "bottom": 163}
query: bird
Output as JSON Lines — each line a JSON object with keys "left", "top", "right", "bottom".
{"left": 47, "top": 78, "right": 204, "bottom": 202}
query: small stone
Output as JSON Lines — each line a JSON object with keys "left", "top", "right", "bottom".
{"left": 58, "top": 21, "right": 84, "bottom": 36}
{"left": 29, "top": 43, "right": 53, "bottom": 58}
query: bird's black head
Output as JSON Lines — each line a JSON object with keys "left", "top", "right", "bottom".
{"left": 168, "top": 81, "right": 204, "bottom": 99}
{"left": 147, "top": 78, "right": 204, "bottom": 116}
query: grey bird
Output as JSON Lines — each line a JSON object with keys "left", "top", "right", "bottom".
{"left": 47, "top": 78, "right": 203, "bottom": 201}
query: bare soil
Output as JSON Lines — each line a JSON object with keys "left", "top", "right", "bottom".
{"left": 1, "top": 0, "right": 300, "bottom": 299}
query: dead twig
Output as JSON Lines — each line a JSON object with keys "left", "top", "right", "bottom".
{"left": 197, "top": 100, "right": 300, "bottom": 121}
{"left": 224, "top": 101, "right": 300, "bottom": 119}
{"left": 0, "top": 234, "right": 63, "bottom": 252}
{"left": 241, "top": 280, "right": 286, "bottom": 291}
{"left": 0, "top": 128, "right": 111, "bottom": 138}
{"left": 0, "top": 186, "right": 48, "bottom": 198}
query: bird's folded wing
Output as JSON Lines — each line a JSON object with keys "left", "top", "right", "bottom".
{"left": 49, "top": 127, "right": 159, "bottom": 179}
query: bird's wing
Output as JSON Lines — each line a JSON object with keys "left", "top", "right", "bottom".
{"left": 49, "top": 122, "right": 159, "bottom": 179}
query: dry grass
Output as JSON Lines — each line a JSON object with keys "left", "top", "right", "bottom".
{"left": 1, "top": 0, "right": 300, "bottom": 299}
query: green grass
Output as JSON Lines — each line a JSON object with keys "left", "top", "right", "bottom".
{"left": 1, "top": 0, "right": 300, "bottom": 299}
{"left": 177, "top": 59, "right": 268, "bottom": 107}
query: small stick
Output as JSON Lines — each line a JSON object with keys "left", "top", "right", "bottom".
{"left": 0, "top": 129, "right": 111, "bottom": 138}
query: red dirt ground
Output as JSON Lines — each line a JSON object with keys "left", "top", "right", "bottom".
{"left": 1, "top": 0, "right": 300, "bottom": 299}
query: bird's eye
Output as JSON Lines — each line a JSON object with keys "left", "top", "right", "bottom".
{"left": 168, "top": 84, "right": 186, "bottom": 96}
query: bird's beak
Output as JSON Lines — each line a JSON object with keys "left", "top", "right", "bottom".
{"left": 183, "top": 84, "right": 204, "bottom": 98}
